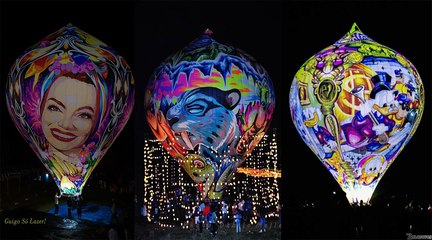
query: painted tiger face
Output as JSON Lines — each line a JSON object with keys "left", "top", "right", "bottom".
{"left": 166, "top": 87, "right": 241, "bottom": 157}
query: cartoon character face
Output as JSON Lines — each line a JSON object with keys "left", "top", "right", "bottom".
{"left": 166, "top": 87, "right": 240, "bottom": 154}
{"left": 180, "top": 154, "right": 214, "bottom": 183}
{"left": 358, "top": 155, "right": 386, "bottom": 186}
{"left": 41, "top": 76, "right": 97, "bottom": 154}
{"left": 372, "top": 90, "right": 399, "bottom": 116}
{"left": 303, "top": 107, "right": 322, "bottom": 128}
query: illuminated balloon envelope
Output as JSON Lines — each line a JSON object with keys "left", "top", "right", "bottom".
{"left": 289, "top": 23, "right": 424, "bottom": 204}
{"left": 6, "top": 24, "right": 135, "bottom": 197}
{"left": 145, "top": 30, "right": 275, "bottom": 199}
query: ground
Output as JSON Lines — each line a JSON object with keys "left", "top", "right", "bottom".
{"left": 135, "top": 219, "right": 282, "bottom": 240}
{"left": 1, "top": 175, "right": 284, "bottom": 239}
{"left": 0, "top": 173, "right": 131, "bottom": 240}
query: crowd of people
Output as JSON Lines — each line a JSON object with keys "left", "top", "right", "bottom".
{"left": 138, "top": 193, "right": 282, "bottom": 237}
{"left": 136, "top": 189, "right": 430, "bottom": 239}
{"left": 286, "top": 195, "right": 432, "bottom": 239}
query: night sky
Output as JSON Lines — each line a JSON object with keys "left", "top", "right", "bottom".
{"left": 1, "top": 0, "right": 431, "bottom": 226}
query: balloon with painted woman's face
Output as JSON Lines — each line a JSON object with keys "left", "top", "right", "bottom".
{"left": 145, "top": 30, "right": 275, "bottom": 199}
{"left": 289, "top": 23, "right": 424, "bottom": 204}
{"left": 6, "top": 24, "right": 135, "bottom": 197}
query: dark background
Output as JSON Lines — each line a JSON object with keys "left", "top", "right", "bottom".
{"left": 0, "top": 0, "right": 431, "bottom": 239}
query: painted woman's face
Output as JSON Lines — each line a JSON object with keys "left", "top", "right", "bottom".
{"left": 41, "top": 76, "right": 97, "bottom": 153}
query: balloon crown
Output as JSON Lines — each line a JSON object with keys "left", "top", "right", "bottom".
{"left": 204, "top": 28, "right": 214, "bottom": 35}
{"left": 335, "top": 22, "right": 374, "bottom": 45}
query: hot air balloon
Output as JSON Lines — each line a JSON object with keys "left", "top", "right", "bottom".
{"left": 6, "top": 24, "right": 135, "bottom": 197}
{"left": 145, "top": 30, "right": 275, "bottom": 199}
{"left": 289, "top": 23, "right": 424, "bottom": 204}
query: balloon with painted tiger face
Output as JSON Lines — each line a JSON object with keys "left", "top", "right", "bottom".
{"left": 145, "top": 30, "right": 275, "bottom": 199}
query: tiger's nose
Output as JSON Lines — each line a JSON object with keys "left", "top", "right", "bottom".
{"left": 168, "top": 116, "right": 179, "bottom": 126}
{"left": 166, "top": 106, "right": 180, "bottom": 126}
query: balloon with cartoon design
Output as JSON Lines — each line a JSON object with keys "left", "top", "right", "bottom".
{"left": 6, "top": 24, "right": 135, "bottom": 197}
{"left": 145, "top": 30, "right": 275, "bottom": 199}
{"left": 289, "top": 23, "right": 424, "bottom": 204}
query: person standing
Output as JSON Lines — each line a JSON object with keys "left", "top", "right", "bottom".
{"left": 77, "top": 196, "right": 82, "bottom": 219}
{"left": 207, "top": 208, "right": 213, "bottom": 233}
{"left": 199, "top": 211, "right": 204, "bottom": 233}
{"left": 277, "top": 204, "right": 282, "bottom": 228}
{"left": 54, "top": 192, "right": 61, "bottom": 216}
{"left": 235, "top": 211, "right": 242, "bottom": 233}
{"left": 202, "top": 203, "right": 210, "bottom": 229}
{"left": 111, "top": 198, "right": 118, "bottom": 225}
{"left": 153, "top": 204, "right": 159, "bottom": 223}
{"left": 199, "top": 201, "right": 205, "bottom": 212}
{"left": 108, "top": 225, "right": 119, "bottom": 240}
{"left": 210, "top": 210, "right": 218, "bottom": 236}
{"left": 221, "top": 202, "right": 228, "bottom": 224}
{"left": 141, "top": 203, "right": 148, "bottom": 225}
{"left": 193, "top": 204, "right": 200, "bottom": 230}
{"left": 67, "top": 197, "right": 72, "bottom": 218}
{"left": 152, "top": 197, "right": 160, "bottom": 223}
{"left": 259, "top": 212, "right": 266, "bottom": 233}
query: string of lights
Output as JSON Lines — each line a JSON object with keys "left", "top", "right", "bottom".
{"left": 143, "top": 128, "right": 280, "bottom": 227}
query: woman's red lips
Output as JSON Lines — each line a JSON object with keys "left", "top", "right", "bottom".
{"left": 50, "top": 128, "right": 77, "bottom": 142}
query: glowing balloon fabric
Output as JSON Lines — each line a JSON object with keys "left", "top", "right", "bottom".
{"left": 289, "top": 23, "right": 424, "bottom": 204}
{"left": 145, "top": 31, "right": 275, "bottom": 199}
{"left": 6, "top": 24, "right": 135, "bottom": 196}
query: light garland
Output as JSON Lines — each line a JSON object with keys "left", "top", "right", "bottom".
{"left": 143, "top": 128, "right": 280, "bottom": 227}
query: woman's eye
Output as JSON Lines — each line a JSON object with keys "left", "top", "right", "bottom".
{"left": 48, "top": 105, "right": 61, "bottom": 112}
{"left": 78, "top": 113, "right": 93, "bottom": 119}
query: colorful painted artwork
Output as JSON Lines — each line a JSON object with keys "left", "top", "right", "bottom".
{"left": 6, "top": 24, "right": 135, "bottom": 197}
{"left": 145, "top": 30, "right": 275, "bottom": 199}
{"left": 289, "top": 23, "right": 424, "bottom": 204}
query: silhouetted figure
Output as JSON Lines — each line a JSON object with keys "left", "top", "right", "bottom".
{"left": 203, "top": 203, "right": 210, "bottom": 228}
{"left": 67, "top": 198, "right": 72, "bottom": 218}
{"left": 54, "top": 192, "right": 61, "bottom": 216}
{"left": 199, "top": 211, "right": 204, "bottom": 233}
{"left": 259, "top": 212, "right": 266, "bottom": 233}
{"left": 209, "top": 209, "right": 218, "bottom": 236}
{"left": 193, "top": 204, "right": 200, "bottom": 230}
{"left": 152, "top": 197, "right": 160, "bottom": 223}
{"left": 277, "top": 204, "right": 282, "bottom": 227}
{"left": 235, "top": 212, "right": 242, "bottom": 233}
{"left": 108, "top": 224, "right": 119, "bottom": 240}
{"left": 77, "top": 196, "right": 82, "bottom": 219}
{"left": 111, "top": 198, "right": 118, "bottom": 225}
{"left": 141, "top": 203, "right": 148, "bottom": 225}
{"left": 221, "top": 202, "right": 228, "bottom": 224}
